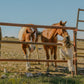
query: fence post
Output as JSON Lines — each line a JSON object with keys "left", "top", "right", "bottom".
{"left": 73, "top": 31, "right": 77, "bottom": 75}
{"left": 0, "top": 27, "right": 2, "bottom": 57}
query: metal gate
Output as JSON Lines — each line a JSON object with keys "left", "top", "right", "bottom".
{"left": 76, "top": 8, "right": 84, "bottom": 73}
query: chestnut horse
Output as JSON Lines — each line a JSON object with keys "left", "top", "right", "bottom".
{"left": 18, "top": 24, "right": 38, "bottom": 70}
{"left": 41, "top": 21, "right": 69, "bottom": 71}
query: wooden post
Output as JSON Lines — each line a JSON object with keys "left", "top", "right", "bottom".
{"left": 73, "top": 31, "right": 77, "bottom": 75}
{"left": 0, "top": 27, "right": 2, "bottom": 57}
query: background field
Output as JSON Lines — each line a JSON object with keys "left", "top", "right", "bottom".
{"left": 0, "top": 37, "right": 84, "bottom": 84}
{"left": 0, "top": 37, "right": 84, "bottom": 74}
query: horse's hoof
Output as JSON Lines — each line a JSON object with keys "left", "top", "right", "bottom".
{"left": 26, "top": 67, "right": 31, "bottom": 71}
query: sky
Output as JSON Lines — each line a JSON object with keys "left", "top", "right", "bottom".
{"left": 0, "top": 0, "right": 84, "bottom": 40}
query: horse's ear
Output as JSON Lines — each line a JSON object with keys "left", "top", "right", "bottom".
{"left": 64, "top": 21, "right": 67, "bottom": 24}
{"left": 60, "top": 21, "right": 62, "bottom": 25}
{"left": 63, "top": 21, "right": 67, "bottom": 25}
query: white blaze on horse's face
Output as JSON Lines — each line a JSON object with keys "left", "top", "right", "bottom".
{"left": 29, "top": 37, "right": 35, "bottom": 52}
{"left": 28, "top": 28, "right": 36, "bottom": 52}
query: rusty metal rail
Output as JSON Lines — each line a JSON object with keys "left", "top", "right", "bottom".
{"left": 77, "top": 39, "right": 84, "bottom": 41}
{"left": 0, "top": 59, "right": 67, "bottom": 62}
{"left": 77, "top": 63, "right": 84, "bottom": 65}
{"left": 0, "top": 40, "right": 62, "bottom": 46}
{"left": 77, "top": 48, "right": 84, "bottom": 50}
{"left": 78, "top": 29, "right": 84, "bottom": 32}
{"left": 77, "top": 55, "right": 84, "bottom": 57}
{"left": 78, "top": 20, "right": 84, "bottom": 22}
{"left": 0, "top": 22, "right": 76, "bottom": 30}
{"left": 79, "top": 9, "right": 84, "bottom": 11}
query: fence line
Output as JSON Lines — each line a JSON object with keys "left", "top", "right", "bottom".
{"left": 0, "top": 22, "right": 77, "bottom": 76}
{"left": 0, "top": 40, "right": 62, "bottom": 46}
{"left": 0, "top": 59, "right": 67, "bottom": 62}
{"left": 0, "top": 22, "right": 76, "bottom": 30}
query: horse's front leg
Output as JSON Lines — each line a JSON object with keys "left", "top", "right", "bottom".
{"left": 36, "top": 45, "right": 40, "bottom": 64}
{"left": 44, "top": 46, "right": 50, "bottom": 73}
{"left": 51, "top": 48, "right": 54, "bottom": 66}
{"left": 54, "top": 46, "right": 57, "bottom": 68}
{"left": 22, "top": 44, "right": 30, "bottom": 71}
{"left": 26, "top": 48, "right": 31, "bottom": 70}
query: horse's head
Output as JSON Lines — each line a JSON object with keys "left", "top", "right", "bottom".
{"left": 25, "top": 27, "right": 38, "bottom": 52}
{"left": 63, "top": 35, "right": 71, "bottom": 48}
{"left": 53, "top": 21, "right": 68, "bottom": 37}
{"left": 42, "top": 21, "right": 68, "bottom": 40}
{"left": 53, "top": 21, "right": 71, "bottom": 48}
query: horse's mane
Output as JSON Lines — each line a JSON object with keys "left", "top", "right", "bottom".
{"left": 18, "top": 24, "right": 34, "bottom": 41}
{"left": 52, "top": 23, "right": 60, "bottom": 26}
{"left": 44, "top": 23, "right": 59, "bottom": 30}
{"left": 18, "top": 27, "right": 27, "bottom": 41}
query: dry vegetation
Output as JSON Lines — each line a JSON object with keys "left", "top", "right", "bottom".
{"left": 0, "top": 37, "right": 84, "bottom": 77}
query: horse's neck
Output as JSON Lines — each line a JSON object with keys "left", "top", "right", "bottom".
{"left": 42, "top": 29, "right": 56, "bottom": 39}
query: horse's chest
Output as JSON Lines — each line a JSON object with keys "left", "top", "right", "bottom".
{"left": 49, "top": 37, "right": 57, "bottom": 42}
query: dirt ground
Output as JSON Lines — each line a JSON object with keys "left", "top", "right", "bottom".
{"left": 0, "top": 37, "right": 84, "bottom": 76}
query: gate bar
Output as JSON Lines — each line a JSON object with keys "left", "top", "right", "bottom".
{"left": 77, "top": 63, "right": 84, "bottom": 65}
{"left": 79, "top": 9, "right": 84, "bottom": 11}
{"left": 0, "top": 40, "right": 62, "bottom": 46}
{"left": 77, "top": 48, "right": 84, "bottom": 50}
{"left": 77, "top": 55, "right": 84, "bottom": 57}
{"left": 0, "top": 59, "right": 67, "bottom": 62}
{"left": 77, "top": 39, "right": 84, "bottom": 41}
{"left": 0, "top": 22, "right": 76, "bottom": 30}
{"left": 78, "top": 20, "right": 84, "bottom": 22}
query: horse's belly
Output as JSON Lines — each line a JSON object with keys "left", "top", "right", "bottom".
{"left": 48, "top": 45, "right": 56, "bottom": 48}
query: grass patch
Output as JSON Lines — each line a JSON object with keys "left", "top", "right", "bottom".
{"left": 0, "top": 75, "right": 84, "bottom": 84}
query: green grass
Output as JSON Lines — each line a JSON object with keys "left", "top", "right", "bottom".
{"left": 0, "top": 75, "right": 84, "bottom": 84}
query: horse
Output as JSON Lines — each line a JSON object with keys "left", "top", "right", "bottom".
{"left": 41, "top": 21, "right": 69, "bottom": 71}
{"left": 18, "top": 24, "right": 39, "bottom": 70}
{"left": 59, "top": 35, "right": 74, "bottom": 76}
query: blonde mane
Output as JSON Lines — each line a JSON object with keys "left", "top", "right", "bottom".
{"left": 18, "top": 27, "right": 27, "bottom": 41}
